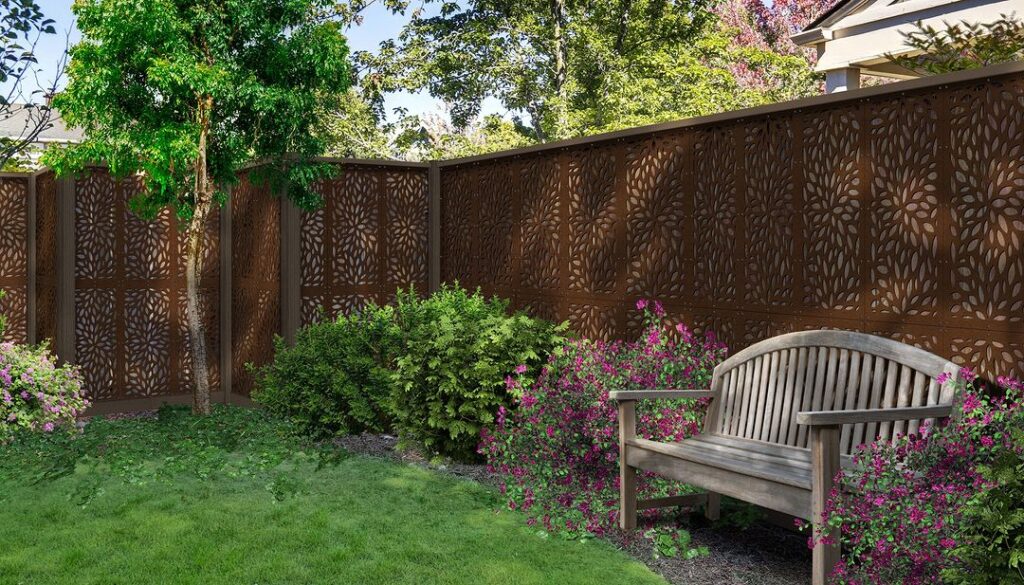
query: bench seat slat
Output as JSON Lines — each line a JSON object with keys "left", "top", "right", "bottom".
{"left": 628, "top": 436, "right": 824, "bottom": 490}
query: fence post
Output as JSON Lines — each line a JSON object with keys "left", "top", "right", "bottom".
{"left": 279, "top": 190, "right": 301, "bottom": 345}
{"left": 26, "top": 173, "right": 36, "bottom": 345}
{"left": 428, "top": 161, "right": 441, "bottom": 293}
{"left": 219, "top": 187, "right": 232, "bottom": 404}
{"left": 54, "top": 176, "right": 75, "bottom": 364}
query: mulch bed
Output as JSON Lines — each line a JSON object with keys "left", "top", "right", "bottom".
{"left": 338, "top": 432, "right": 811, "bottom": 585}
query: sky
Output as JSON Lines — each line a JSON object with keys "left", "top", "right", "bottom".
{"left": 28, "top": 0, "right": 500, "bottom": 122}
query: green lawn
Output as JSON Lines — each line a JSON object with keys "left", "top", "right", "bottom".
{"left": 0, "top": 407, "right": 665, "bottom": 585}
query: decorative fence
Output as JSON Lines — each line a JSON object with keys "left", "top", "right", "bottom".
{"left": 0, "top": 62, "right": 1021, "bottom": 411}
{"left": 438, "top": 63, "right": 1024, "bottom": 381}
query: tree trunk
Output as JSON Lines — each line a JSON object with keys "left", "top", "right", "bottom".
{"left": 187, "top": 95, "right": 214, "bottom": 416}
{"left": 550, "top": 0, "right": 569, "bottom": 139}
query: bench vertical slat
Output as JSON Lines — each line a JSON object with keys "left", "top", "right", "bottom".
{"left": 923, "top": 375, "right": 941, "bottom": 431}
{"left": 796, "top": 347, "right": 820, "bottom": 448}
{"left": 731, "top": 361, "right": 752, "bottom": 435}
{"left": 821, "top": 348, "right": 840, "bottom": 412}
{"left": 839, "top": 351, "right": 862, "bottom": 453}
{"left": 768, "top": 350, "right": 791, "bottom": 443}
{"left": 863, "top": 357, "right": 888, "bottom": 445}
{"left": 849, "top": 353, "right": 874, "bottom": 452}
{"left": 728, "top": 363, "right": 742, "bottom": 436}
{"left": 907, "top": 371, "right": 928, "bottom": 436}
{"left": 753, "top": 355, "right": 774, "bottom": 441}
{"left": 706, "top": 368, "right": 728, "bottom": 434}
{"left": 776, "top": 348, "right": 799, "bottom": 445}
{"left": 784, "top": 347, "right": 808, "bottom": 446}
{"left": 738, "top": 360, "right": 756, "bottom": 435}
{"left": 741, "top": 355, "right": 765, "bottom": 438}
{"left": 757, "top": 351, "right": 781, "bottom": 442}
{"left": 877, "top": 360, "right": 901, "bottom": 441}
{"left": 892, "top": 364, "right": 914, "bottom": 438}
{"left": 831, "top": 349, "right": 850, "bottom": 413}
{"left": 802, "top": 348, "right": 831, "bottom": 448}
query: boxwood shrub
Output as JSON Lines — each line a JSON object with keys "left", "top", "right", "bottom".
{"left": 251, "top": 305, "right": 398, "bottom": 438}
{"left": 253, "top": 285, "right": 565, "bottom": 461}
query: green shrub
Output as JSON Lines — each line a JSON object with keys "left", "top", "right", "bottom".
{"left": 389, "top": 285, "right": 565, "bottom": 461}
{"left": 0, "top": 340, "right": 87, "bottom": 442}
{"left": 251, "top": 305, "right": 398, "bottom": 438}
{"left": 944, "top": 423, "right": 1024, "bottom": 585}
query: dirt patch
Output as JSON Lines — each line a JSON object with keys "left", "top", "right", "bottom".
{"left": 339, "top": 433, "right": 810, "bottom": 585}
{"left": 334, "top": 432, "right": 498, "bottom": 486}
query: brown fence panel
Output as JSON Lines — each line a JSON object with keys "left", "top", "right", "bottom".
{"left": 231, "top": 171, "right": 280, "bottom": 397}
{"left": 438, "top": 68, "right": 1024, "bottom": 380}
{"left": 299, "top": 163, "right": 429, "bottom": 325}
{"left": 71, "top": 168, "right": 220, "bottom": 404}
{"left": 0, "top": 175, "right": 29, "bottom": 344}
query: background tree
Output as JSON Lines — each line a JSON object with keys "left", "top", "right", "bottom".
{"left": 45, "top": 0, "right": 351, "bottom": 414}
{"left": 893, "top": 15, "right": 1024, "bottom": 75}
{"left": 0, "top": 0, "right": 67, "bottom": 169}
{"left": 348, "top": 0, "right": 827, "bottom": 150}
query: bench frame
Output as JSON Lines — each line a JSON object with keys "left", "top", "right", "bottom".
{"left": 612, "top": 330, "right": 962, "bottom": 585}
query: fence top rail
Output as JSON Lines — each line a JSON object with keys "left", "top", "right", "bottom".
{"left": 435, "top": 60, "right": 1024, "bottom": 168}
{"left": 4, "top": 157, "right": 431, "bottom": 180}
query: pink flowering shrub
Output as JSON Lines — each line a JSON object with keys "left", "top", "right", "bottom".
{"left": 479, "top": 300, "right": 728, "bottom": 537}
{"left": 0, "top": 341, "right": 87, "bottom": 442}
{"left": 818, "top": 369, "right": 1024, "bottom": 584}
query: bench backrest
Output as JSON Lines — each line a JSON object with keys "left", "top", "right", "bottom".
{"left": 704, "top": 331, "right": 961, "bottom": 456}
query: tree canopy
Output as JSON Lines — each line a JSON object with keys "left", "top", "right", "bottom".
{"left": 328, "top": 0, "right": 828, "bottom": 158}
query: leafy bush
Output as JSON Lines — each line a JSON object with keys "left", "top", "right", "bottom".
{"left": 943, "top": 375, "right": 1024, "bottom": 585}
{"left": 818, "top": 370, "right": 1024, "bottom": 585}
{"left": 252, "top": 306, "right": 398, "bottom": 438}
{"left": 944, "top": 436, "right": 1024, "bottom": 585}
{"left": 0, "top": 340, "right": 86, "bottom": 442}
{"left": 253, "top": 285, "right": 565, "bottom": 462}
{"left": 479, "top": 300, "right": 728, "bottom": 537}
{"left": 390, "top": 285, "right": 566, "bottom": 460}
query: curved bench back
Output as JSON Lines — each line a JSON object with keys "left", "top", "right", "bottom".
{"left": 705, "top": 330, "right": 961, "bottom": 456}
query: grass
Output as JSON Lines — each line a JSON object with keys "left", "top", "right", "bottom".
{"left": 0, "top": 406, "right": 665, "bottom": 585}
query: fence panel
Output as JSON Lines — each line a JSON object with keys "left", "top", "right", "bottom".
{"left": 0, "top": 175, "right": 29, "bottom": 344}
{"left": 299, "top": 163, "right": 430, "bottom": 324}
{"left": 438, "top": 68, "right": 1024, "bottom": 379}
{"left": 72, "top": 168, "right": 220, "bottom": 403}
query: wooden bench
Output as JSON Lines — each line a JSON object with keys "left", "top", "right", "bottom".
{"left": 611, "top": 330, "right": 962, "bottom": 585}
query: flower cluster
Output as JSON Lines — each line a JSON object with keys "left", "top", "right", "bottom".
{"left": 479, "top": 300, "right": 728, "bottom": 537}
{"left": 818, "top": 369, "right": 1024, "bottom": 584}
{"left": 0, "top": 341, "right": 87, "bottom": 442}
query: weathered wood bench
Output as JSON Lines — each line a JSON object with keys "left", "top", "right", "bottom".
{"left": 611, "top": 330, "right": 962, "bottom": 585}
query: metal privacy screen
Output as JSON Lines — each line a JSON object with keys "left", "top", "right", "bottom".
{"left": 0, "top": 63, "right": 1021, "bottom": 408}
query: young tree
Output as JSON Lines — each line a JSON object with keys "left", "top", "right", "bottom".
{"left": 45, "top": 0, "right": 351, "bottom": 414}
{"left": 0, "top": 0, "right": 68, "bottom": 169}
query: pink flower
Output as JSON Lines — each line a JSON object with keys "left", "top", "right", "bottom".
{"left": 635, "top": 299, "right": 647, "bottom": 311}
{"left": 513, "top": 364, "right": 528, "bottom": 375}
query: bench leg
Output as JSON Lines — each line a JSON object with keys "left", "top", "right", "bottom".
{"left": 704, "top": 491, "right": 721, "bottom": 521}
{"left": 618, "top": 400, "right": 637, "bottom": 530}
{"left": 619, "top": 462, "right": 637, "bottom": 530}
{"left": 811, "top": 426, "right": 841, "bottom": 585}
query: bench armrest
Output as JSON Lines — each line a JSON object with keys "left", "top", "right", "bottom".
{"left": 796, "top": 404, "right": 953, "bottom": 426}
{"left": 609, "top": 389, "right": 714, "bottom": 401}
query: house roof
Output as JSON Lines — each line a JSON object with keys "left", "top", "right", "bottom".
{"left": 804, "top": 0, "right": 868, "bottom": 31}
{"left": 793, "top": 0, "right": 1024, "bottom": 75}
{"left": 0, "top": 104, "right": 84, "bottom": 143}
